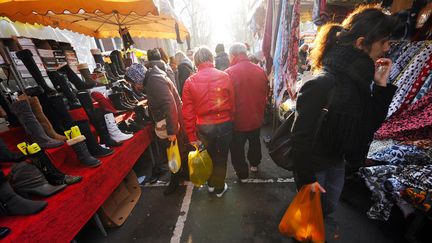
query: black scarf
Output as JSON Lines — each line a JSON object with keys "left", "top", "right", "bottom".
{"left": 318, "top": 44, "right": 375, "bottom": 155}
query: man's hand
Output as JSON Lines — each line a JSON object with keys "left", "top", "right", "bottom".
{"left": 374, "top": 58, "right": 392, "bottom": 87}
{"left": 167, "top": 135, "right": 176, "bottom": 142}
{"left": 191, "top": 140, "right": 202, "bottom": 147}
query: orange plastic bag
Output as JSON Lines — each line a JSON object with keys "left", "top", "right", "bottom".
{"left": 279, "top": 184, "right": 325, "bottom": 242}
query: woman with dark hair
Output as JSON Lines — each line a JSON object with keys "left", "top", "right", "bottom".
{"left": 215, "top": 43, "right": 230, "bottom": 71}
{"left": 289, "top": 4, "right": 401, "bottom": 218}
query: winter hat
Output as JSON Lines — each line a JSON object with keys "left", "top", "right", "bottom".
{"left": 125, "top": 63, "right": 147, "bottom": 84}
{"left": 147, "top": 48, "right": 161, "bottom": 61}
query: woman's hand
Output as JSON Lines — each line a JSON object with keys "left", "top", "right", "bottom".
{"left": 167, "top": 135, "right": 176, "bottom": 141}
{"left": 310, "top": 182, "right": 326, "bottom": 193}
{"left": 374, "top": 58, "right": 392, "bottom": 87}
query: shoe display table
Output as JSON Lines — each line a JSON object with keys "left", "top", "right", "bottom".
{"left": 0, "top": 122, "right": 153, "bottom": 242}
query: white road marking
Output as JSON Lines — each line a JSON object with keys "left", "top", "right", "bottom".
{"left": 141, "top": 177, "right": 295, "bottom": 187}
{"left": 170, "top": 181, "right": 194, "bottom": 243}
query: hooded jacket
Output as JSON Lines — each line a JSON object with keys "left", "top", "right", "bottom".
{"left": 225, "top": 54, "right": 269, "bottom": 131}
{"left": 145, "top": 60, "right": 176, "bottom": 85}
{"left": 182, "top": 62, "right": 235, "bottom": 142}
{"left": 291, "top": 44, "right": 397, "bottom": 185}
{"left": 144, "top": 66, "right": 182, "bottom": 136}
{"left": 215, "top": 52, "right": 230, "bottom": 71}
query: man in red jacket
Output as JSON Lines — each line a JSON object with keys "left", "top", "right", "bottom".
{"left": 225, "top": 43, "right": 269, "bottom": 180}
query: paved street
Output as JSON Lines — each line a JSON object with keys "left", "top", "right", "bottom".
{"left": 76, "top": 128, "right": 425, "bottom": 243}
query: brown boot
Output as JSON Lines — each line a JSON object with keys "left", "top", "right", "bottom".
{"left": 27, "top": 96, "right": 66, "bottom": 141}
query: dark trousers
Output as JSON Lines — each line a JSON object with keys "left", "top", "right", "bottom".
{"left": 230, "top": 128, "right": 262, "bottom": 179}
{"left": 197, "top": 121, "right": 233, "bottom": 193}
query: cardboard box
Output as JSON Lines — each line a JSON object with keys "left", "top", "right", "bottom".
{"left": 98, "top": 170, "right": 142, "bottom": 227}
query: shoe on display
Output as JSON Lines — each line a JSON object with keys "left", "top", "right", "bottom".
{"left": 0, "top": 179, "right": 47, "bottom": 216}
{"left": 0, "top": 138, "right": 26, "bottom": 163}
{"left": 104, "top": 113, "right": 133, "bottom": 142}
{"left": 67, "top": 135, "right": 101, "bottom": 167}
{"left": 216, "top": 183, "right": 228, "bottom": 198}
{"left": 0, "top": 227, "right": 11, "bottom": 239}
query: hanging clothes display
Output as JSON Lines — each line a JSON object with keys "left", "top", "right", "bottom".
{"left": 272, "top": 0, "right": 291, "bottom": 105}
{"left": 262, "top": 0, "right": 275, "bottom": 75}
{"left": 283, "top": 0, "right": 301, "bottom": 100}
{"left": 386, "top": 42, "right": 432, "bottom": 118}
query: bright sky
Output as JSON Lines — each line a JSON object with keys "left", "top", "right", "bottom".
{"left": 207, "top": 0, "right": 236, "bottom": 45}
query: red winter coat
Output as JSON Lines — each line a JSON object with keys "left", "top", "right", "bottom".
{"left": 225, "top": 54, "right": 269, "bottom": 132}
{"left": 182, "top": 62, "right": 235, "bottom": 142}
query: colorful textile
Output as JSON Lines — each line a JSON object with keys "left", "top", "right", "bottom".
{"left": 375, "top": 90, "right": 432, "bottom": 141}
{"left": 411, "top": 73, "right": 432, "bottom": 104}
{"left": 390, "top": 42, "right": 426, "bottom": 83}
{"left": 394, "top": 164, "right": 432, "bottom": 191}
{"left": 368, "top": 144, "right": 432, "bottom": 166}
{"left": 262, "top": 0, "right": 274, "bottom": 74}
{"left": 273, "top": 0, "right": 290, "bottom": 105}
{"left": 387, "top": 44, "right": 432, "bottom": 118}
{"left": 283, "top": 0, "right": 301, "bottom": 100}
{"left": 359, "top": 165, "right": 400, "bottom": 221}
{"left": 401, "top": 187, "right": 432, "bottom": 213}
{"left": 402, "top": 139, "right": 432, "bottom": 149}
{"left": 367, "top": 139, "right": 399, "bottom": 158}
{"left": 395, "top": 53, "right": 432, "bottom": 115}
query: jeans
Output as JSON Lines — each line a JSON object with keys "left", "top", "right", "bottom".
{"left": 295, "top": 163, "right": 345, "bottom": 217}
{"left": 197, "top": 121, "right": 233, "bottom": 193}
{"left": 230, "top": 128, "right": 262, "bottom": 179}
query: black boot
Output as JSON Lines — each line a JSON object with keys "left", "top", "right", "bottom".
{"left": 15, "top": 49, "right": 57, "bottom": 95}
{"left": 77, "top": 63, "right": 98, "bottom": 86}
{"left": 109, "top": 62, "right": 121, "bottom": 77}
{"left": 11, "top": 100, "right": 64, "bottom": 149}
{"left": 29, "top": 149, "right": 82, "bottom": 185}
{"left": 0, "top": 172, "right": 47, "bottom": 216}
{"left": 77, "top": 91, "right": 95, "bottom": 114}
{"left": 35, "top": 93, "right": 65, "bottom": 134}
{"left": 67, "top": 135, "right": 101, "bottom": 167}
{"left": 48, "top": 94, "right": 74, "bottom": 127}
{"left": 111, "top": 50, "right": 126, "bottom": 73}
{"left": 134, "top": 105, "right": 151, "bottom": 125}
{"left": 108, "top": 92, "right": 131, "bottom": 110}
{"left": 88, "top": 108, "right": 122, "bottom": 147}
{"left": 164, "top": 172, "right": 180, "bottom": 195}
{"left": 110, "top": 51, "right": 125, "bottom": 75}
{"left": 104, "top": 63, "right": 119, "bottom": 81}
{"left": 0, "top": 138, "right": 25, "bottom": 162}
{"left": 47, "top": 71, "right": 81, "bottom": 109}
{"left": 0, "top": 94, "right": 20, "bottom": 127}
{"left": 91, "top": 49, "right": 104, "bottom": 65}
{"left": 58, "top": 64, "right": 95, "bottom": 90}
{"left": 73, "top": 120, "right": 114, "bottom": 158}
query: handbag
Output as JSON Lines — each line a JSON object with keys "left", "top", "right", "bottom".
{"left": 269, "top": 80, "right": 335, "bottom": 171}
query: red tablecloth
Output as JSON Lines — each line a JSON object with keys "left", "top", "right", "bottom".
{"left": 0, "top": 112, "right": 153, "bottom": 242}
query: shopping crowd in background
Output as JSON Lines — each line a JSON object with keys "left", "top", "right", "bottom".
{"left": 125, "top": 42, "right": 269, "bottom": 197}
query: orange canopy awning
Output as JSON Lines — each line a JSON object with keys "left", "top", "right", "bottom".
{"left": 0, "top": 0, "right": 189, "bottom": 40}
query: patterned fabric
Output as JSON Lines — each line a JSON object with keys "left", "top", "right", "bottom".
{"left": 395, "top": 53, "right": 432, "bottom": 115}
{"left": 387, "top": 44, "right": 432, "bottom": 118}
{"left": 401, "top": 187, "right": 432, "bottom": 213}
{"left": 283, "top": 0, "right": 300, "bottom": 100}
{"left": 411, "top": 73, "right": 432, "bottom": 104}
{"left": 273, "top": 0, "right": 290, "bottom": 105}
{"left": 394, "top": 164, "right": 432, "bottom": 191}
{"left": 375, "top": 90, "right": 432, "bottom": 141}
{"left": 367, "top": 139, "right": 399, "bottom": 158}
{"left": 125, "top": 63, "right": 147, "bottom": 84}
{"left": 390, "top": 42, "right": 426, "bottom": 83}
{"left": 368, "top": 144, "right": 432, "bottom": 166}
{"left": 359, "top": 165, "right": 400, "bottom": 221}
{"left": 402, "top": 139, "right": 432, "bottom": 149}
